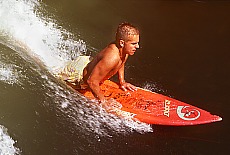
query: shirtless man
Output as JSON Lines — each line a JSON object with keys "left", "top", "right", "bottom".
{"left": 82, "top": 22, "right": 140, "bottom": 102}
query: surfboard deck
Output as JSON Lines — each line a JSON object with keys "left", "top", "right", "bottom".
{"left": 70, "top": 80, "right": 222, "bottom": 126}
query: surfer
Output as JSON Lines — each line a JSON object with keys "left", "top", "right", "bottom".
{"left": 82, "top": 22, "right": 140, "bottom": 102}
{"left": 57, "top": 22, "right": 140, "bottom": 103}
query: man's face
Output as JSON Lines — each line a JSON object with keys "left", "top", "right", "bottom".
{"left": 123, "top": 35, "right": 140, "bottom": 55}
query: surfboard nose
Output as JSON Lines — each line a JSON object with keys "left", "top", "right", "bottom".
{"left": 214, "top": 115, "right": 222, "bottom": 122}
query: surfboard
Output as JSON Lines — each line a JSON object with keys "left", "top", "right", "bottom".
{"left": 71, "top": 80, "right": 222, "bottom": 126}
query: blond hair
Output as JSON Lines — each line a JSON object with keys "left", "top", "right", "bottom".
{"left": 116, "top": 22, "right": 139, "bottom": 41}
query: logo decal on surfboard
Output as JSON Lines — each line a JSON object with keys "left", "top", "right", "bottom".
{"left": 177, "top": 106, "right": 200, "bottom": 121}
{"left": 164, "top": 100, "right": 170, "bottom": 117}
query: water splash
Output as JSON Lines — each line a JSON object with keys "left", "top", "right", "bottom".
{"left": 0, "top": 0, "right": 87, "bottom": 72}
{"left": 0, "top": 125, "right": 20, "bottom": 155}
{"left": 45, "top": 80, "right": 153, "bottom": 137}
{"left": 142, "top": 81, "right": 168, "bottom": 95}
{"left": 0, "top": 62, "right": 23, "bottom": 85}
{"left": 0, "top": 0, "right": 153, "bottom": 138}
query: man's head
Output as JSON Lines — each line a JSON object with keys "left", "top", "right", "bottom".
{"left": 116, "top": 23, "right": 140, "bottom": 55}
{"left": 116, "top": 22, "right": 139, "bottom": 42}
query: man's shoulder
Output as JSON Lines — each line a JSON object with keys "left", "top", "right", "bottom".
{"left": 99, "top": 44, "right": 119, "bottom": 62}
{"left": 103, "top": 44, "right": 119, "bottom": 56}
{"left": 107, "top": 43, "right": 118, "bottom": 52}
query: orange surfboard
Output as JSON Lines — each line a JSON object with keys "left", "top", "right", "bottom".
{"left": 71, "top": 80, "right": 222, "bottom": 126}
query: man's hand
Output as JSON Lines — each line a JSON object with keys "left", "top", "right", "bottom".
{"left": 120, "top": 82, "right": 137, "bottom": 92}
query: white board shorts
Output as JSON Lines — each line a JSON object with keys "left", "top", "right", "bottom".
{"left": 55, "top": 56, "right": 91, "bottom": 88}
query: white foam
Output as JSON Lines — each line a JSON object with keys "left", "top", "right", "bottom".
{"left": 0, "top": 0, "right": 87, "bottom": 72}
{"left": 143, "top": 81, "right": 168, "bottom": 94}
{"left": 0, "top": 125, "right": 20, "bottom": 155}
{"left": 45, "top": 79, "right": 153, "bottom": 136}
{"left": 0, "top": 62, "right": 23, "bottom": 85}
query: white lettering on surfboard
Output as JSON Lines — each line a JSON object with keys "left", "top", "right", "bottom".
{"left": 177, "top": 106, "right": 200, "bottom": 121}
{"left": 164, "top": 100, "right": 170, "bottom": 117}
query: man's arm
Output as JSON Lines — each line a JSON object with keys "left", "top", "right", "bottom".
{"left": 118, "top": 63, "right": 125, "bottom": 85}
{"left": 118, "top": 58, "right": 137, "bottom": 92}
{"left": 87, "top": 55, "right": 118, "bottom": 102}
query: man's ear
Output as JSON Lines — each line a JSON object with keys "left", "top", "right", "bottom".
{"left": 119, "top": 40, "right": 124, "bottom": 47}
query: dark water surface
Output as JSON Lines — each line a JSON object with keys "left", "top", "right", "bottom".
{"left": 0, "top": 0, "right": 229, "bottom": 154}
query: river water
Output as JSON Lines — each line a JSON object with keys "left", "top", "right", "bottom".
{"left": 0, "top": 0, "right": 229, "bottom": 155}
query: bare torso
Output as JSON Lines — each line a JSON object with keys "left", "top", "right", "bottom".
{"left": 83, "top": 43, "right": 128, "bottom": 83}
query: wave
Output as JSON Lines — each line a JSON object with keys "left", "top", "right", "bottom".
{"left": 0, "top": 125, "right": 20, "bottom": 155}
{"left": 0, "top": 0, "right": 153, "bottom": 140}
{"left": 0, "top": 0, "right": 87, "bottom": 72}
